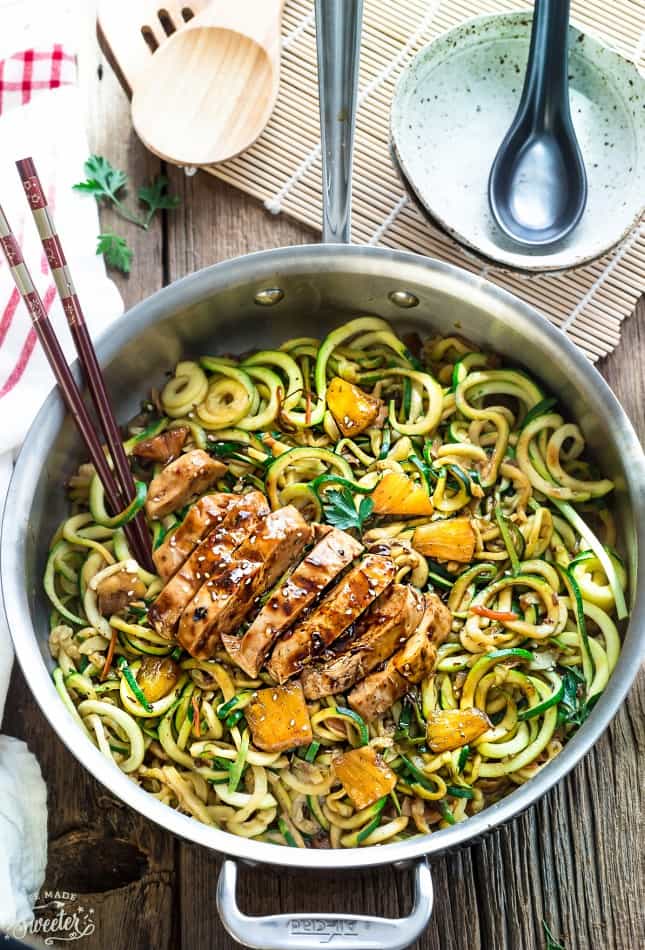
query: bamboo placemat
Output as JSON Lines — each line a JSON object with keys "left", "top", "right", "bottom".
{"left": 202, "top": 0, "right": 644, "bottom": 362}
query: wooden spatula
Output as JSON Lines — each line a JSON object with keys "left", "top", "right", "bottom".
{"left": 98, "top": 1, "right": 211, "bottom": 94}
{"left": 98, "top": 0, "right": 285, "bottom": 167}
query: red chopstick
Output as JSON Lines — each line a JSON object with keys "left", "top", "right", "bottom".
{"left": 0, "top": 200, "right": 152, "bottom": 570}
{"left": 15, "top": 158, "right": 153, "bottom": 571}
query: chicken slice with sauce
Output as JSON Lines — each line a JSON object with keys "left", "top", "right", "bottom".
{"left": 153, "top": 492, "right": 234, "bottom": 581}
{"left": 132, "top": 426, "right": 188, "bottom": 464}
{"left": 145, "top": 449, "right": 226, "bottom": 520}
{"left": 228, "top": 526, "right": 364, "bottom": 677}
{"left": 347, "top": 593, "right": 451, "bottom": 721}
{"left": 301, "top": 584, "right": 424, "bottom": 700}
{"left": 148, "top": 491, "right": 269, "bottom": 637}
{"left": 180, "top": 506, "right": 312, "bottom": 658}
{"left": 267, "top": 553, "right": 396, "bottom": 684}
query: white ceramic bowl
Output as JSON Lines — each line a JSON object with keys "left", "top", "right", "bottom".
{"left": 390, "top": 12, "right": 645, "bottom": 272}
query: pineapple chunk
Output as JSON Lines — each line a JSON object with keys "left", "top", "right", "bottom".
{"left": 333, "top": 745, "right": 397, "bottom": 810}
{"left": 327, "top": 377, "right": 383, "bottom": 437}
{"left": 426, "top": 707, "right": 491, "bottom": 752}
{"left": 371, "top": 472, "right": 433, "bottom": 516}
{"left": 413, "top": 517, "right": 476, "bottom": 562}
{"left": 136, "top": 657, "right": 181, "bottom": 703}
{"left": 246, "top": 682, "right": 313, "bottom": 752}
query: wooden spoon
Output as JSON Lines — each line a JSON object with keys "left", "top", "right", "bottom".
{"left": 131, "top": 0, "right": 285, "bottom": 166}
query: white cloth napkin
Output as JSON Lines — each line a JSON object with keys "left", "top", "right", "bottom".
{"left": 0, "top": 456, "right": 48, "bottom": 933}
{"left": 0, "top": 0, "right": 124, "bottom": 929}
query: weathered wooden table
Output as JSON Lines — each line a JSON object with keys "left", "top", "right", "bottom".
{"left": 4, "top": 28, "right": 644, "bottom": 950}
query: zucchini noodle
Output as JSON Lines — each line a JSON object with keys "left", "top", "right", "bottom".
{"left": 45, "top": 321, "right": 627, "bottom": 848}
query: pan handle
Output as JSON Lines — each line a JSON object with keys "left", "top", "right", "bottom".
{"left": 216, "top": 857, "right": 433, "bottom": 950}
{"left": 315, "top": 0, "right": 363, "bottom": 245}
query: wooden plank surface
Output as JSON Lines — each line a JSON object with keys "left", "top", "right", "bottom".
{"left": 3, "top": 18, "right": 644, "bottom": 950}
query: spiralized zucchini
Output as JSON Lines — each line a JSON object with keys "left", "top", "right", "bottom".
{"left": 45, "top": 321, "right": 627, "bottom": 849}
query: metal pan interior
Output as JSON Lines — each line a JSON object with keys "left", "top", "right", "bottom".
{"left": 3, "top": 244, "right": 644, "bottom": 871}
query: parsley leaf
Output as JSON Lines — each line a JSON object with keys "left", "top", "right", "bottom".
{"left": 96, "top": 233, "right": 133, "bottom": 275}
{"left": 138, "top": 175, "right": 181, "bottom": 227}
{"left": 322, "top": 487, "right": 374, "bottom": 533}
{"left": 75, "top": 156, "right": 181, "bottom": 272}
{"left": 74, "top": 155, "right": 128, "bottom": 202}
{"left": 74, "top": 156, "right": 144, "bottom": 228}
{"left": 557, "top": 668, "right": 597, "bottom": 728}
{"left": 542, "top": 920, "right": 566, "bottom": 950}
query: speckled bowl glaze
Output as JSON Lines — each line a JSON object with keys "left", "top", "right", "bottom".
{"left": 391, "top": 12, "right": 645, "bottom": 272}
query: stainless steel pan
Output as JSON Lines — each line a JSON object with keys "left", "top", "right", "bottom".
{"left": 2, "top": 3, "right": 644, "bottom": 948}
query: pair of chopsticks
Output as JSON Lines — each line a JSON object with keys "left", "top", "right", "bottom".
{"left": 0, "top": 158, "right": 153, "bottom": 570}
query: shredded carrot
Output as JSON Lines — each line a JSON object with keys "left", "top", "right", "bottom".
{"left": 191, "top": 694, "right": 202, "bottom": 737}
{"left": 101, "top": 629, "right": 117, "bottom": 681}
{"left": 470, "top": 606, "right": 519, "bottom": 622}
{"left": 305, "top": 389, "right": 312, "bottom": 426}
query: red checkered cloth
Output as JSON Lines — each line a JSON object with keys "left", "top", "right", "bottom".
{"left": 0, "top": 44, "right": 76, "bottom": 115}
{"left": 0, "top": 38, "right": 120, "bottom": 437}
{"left": 0, "top": 44, "right": 76, "bottom": 403}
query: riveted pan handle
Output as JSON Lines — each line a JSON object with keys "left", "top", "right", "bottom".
{"left": 315, "top": 0, "right": 363, "bottom": 244}
{"left": 216, "top": 858, "right": 433, "bottom": 950}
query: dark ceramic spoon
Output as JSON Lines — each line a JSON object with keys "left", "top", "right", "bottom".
{"left": 488, "top": 0, "right": 587, "bottom": 246}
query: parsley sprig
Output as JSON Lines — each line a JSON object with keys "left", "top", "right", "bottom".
{"left": 96, "top": 233, "right": 133, "bottom": 275}
{"left": 74, "top": 155, "right": 180, "bottom": 274}
{"left": 74, "top": 155, "right": 133, "bottom": 222}
{"left": 557, "top": 668, "right": 597, "bottom": 728}
{"left": 137, "top": 176, "right": 181, "bottom": 227}
{"left": 322, "top": 487, "right": 374, "bottom": 533}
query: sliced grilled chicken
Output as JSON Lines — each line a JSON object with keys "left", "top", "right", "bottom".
{"left": 153, "top": 492, "right": 233, "bottom": 581}
{"left": 180, "top": 506, "right": 312, "bottom": 658}
{"left": 313, "top": 523, "right": 333, "bottom": 542}
{"left": 267, "top": 553, "right": 396, "bottom": 684}
{"left": 301, "top": 584, "right": 424, "bottom": 700}
{"left": 347, "top": 593, "right": 451, "bottom": 721}
{"left": 347, "top": 646, "right": 423, "bottom": 723}
{"left": 145, "top": 449, "right": 226, "bottom": 519}
{"left": 96, "top": 565, "right": 146, "bottom": 616}
{"left": 148, "top": 491, "right": 269, "bottom": 637}
{"left": 229, "top": 527, "right": 364, "bottom": 677}
{"left": 179, "top": 558, "right": 263, "bottom": 657}
{"left": 132, "top": 426, "right": 188, "bottom": 463}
